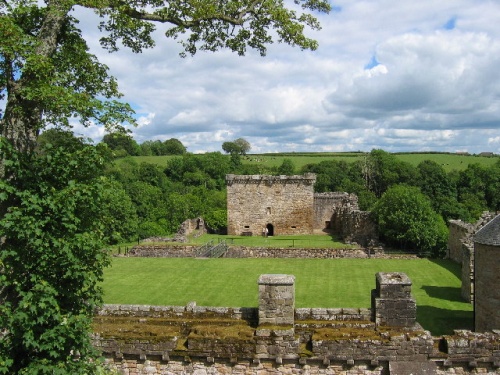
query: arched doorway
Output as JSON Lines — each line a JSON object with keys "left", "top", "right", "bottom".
{"left": 266, "top": 223, "right": 274, "bottom": 236}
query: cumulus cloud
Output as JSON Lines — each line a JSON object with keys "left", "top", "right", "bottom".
{"left": 68, "top": 0, "right": 500, "bottom": 154}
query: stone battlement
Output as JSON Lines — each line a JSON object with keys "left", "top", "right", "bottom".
{"left": 93, "top": 273, "right": 499, "bottom": 374}
{"left": 226, "top": 173, "right": 317, "bottom": 186}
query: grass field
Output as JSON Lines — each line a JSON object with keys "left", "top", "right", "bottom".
{"left": 187, "top": 234, "right": 358, "bottom": 249}
{"left": 115, "top": 152, "right": 498, "bottom": 172}
{"left": 102, "top": 257, "right": 472, "bottom": 335}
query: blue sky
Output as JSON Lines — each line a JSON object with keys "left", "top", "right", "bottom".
{"left": 69, "top": 0, "right": 500, "bottom": 154}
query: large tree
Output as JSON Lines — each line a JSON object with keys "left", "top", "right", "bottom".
{"left": 372, "top": 184, "right": 448, "bottom": 258}
{"left": 1, "top": 0, "right": 330, "bottom": 155}
{"left": 1, "top": 1, "right": 330, "bottom": 372}
{"left": 102, "top": 132, "right": 140, "bottom": 156}
{"left": 222, "top": 137, "right": 251, "bottom": 155}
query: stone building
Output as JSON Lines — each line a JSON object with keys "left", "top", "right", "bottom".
{"left": 95, "top": 272, "right": 500, "bottom": 374}
{"left": 226, "top": 174, "right": 317, "bottom": 236}
{"left": 314, "top": 192, "right": 377, "bottom": 246}
{"left": 473, "top": 214, "right": 500, "bottom": 332}
{"left": 447, "top": 212, "right": 495, "bottom": 302}
{"left": 226, "top": 174, "right": 378, "bottom": 246}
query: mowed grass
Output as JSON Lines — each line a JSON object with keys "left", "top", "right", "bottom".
{"left": 102, "top": 257, "right": 472, "bottom": 335}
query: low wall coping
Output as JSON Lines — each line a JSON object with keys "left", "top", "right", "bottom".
{"left": 258, "top": 274, "right": 295, "bottom": 285}
{"left": 376, "top": 272, "right": 412, "bottom": 286}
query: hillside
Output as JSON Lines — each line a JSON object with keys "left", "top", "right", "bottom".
{"left": 114, "top": 152, "right": 499, "bottom": 172}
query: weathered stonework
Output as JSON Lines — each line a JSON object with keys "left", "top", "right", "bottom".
{"left": 128, "top": 245, "right": 197, "bottom": 257}
{"left": 225, "top": 175, "right": 378, "bottom": 245}
{"left": 258, "top": 274, "right": 295, "bottom": 326}
{"left": 371, "top": 272, "right": 417, "bottom": 328}
{"left": 473, "top": 214, "right": 500, "bottom": 332}
{"left": 313, "top": 192, "right": 378, "bottom": 247}
{"left": 128, "top": 244, "right": 389, "bottom": 259}
{"left": 448, "top": 212, "right": 495, "bottom": 263}
{"left": 461, "top": 245, "right": 474, "bottom": 303}
{"left": 226, "top": 174, "right": 317, "bottom": 236}
{"left": 313, "top": 192, "right": 357, "bottom": 232}
{"left": 94, "top": 273, "right": 500, "bottom": 375}
{"left": 448, "top": 212, "right": 496, "bottom": 303}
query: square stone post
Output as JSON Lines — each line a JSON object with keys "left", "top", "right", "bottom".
{"left": 372, "top": 272, "right": 417, "bottom": 328}
{"left": 258, "top": 274, "right": 295, "bottom": 326}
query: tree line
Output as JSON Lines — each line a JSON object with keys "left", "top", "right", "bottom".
{"left": 60, "top": 129, "right": 500, "bottom": 259}
{"left": 301, "top": 149, "right": 500, "bottom": 257}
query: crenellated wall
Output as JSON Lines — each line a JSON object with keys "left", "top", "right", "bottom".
{"left": 93, "top": 273, "right": 499, "bottom": 375}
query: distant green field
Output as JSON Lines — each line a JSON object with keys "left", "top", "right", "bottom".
{"left": 114, "top": 152, "right": 498, "bottom": 172}
{"left": 102, "top": 257, "right": 472, "bottom": 335}
{"left": 394, "top": 153, "right": 499, "bottom": 171}
{"left": 246, "top": 152, "right": 499, "bottom": 171}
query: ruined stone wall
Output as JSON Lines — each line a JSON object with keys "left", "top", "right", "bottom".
{"left": 100, "top": 355, "right": 500, "bottom": 375}
{"left": 226, "top": 174, "right": 316, "bottom": 236}
{"left": 371, "top": 272, "right": 416, "bottom": 328}
{"left": 339, "top": 210, "right": 378, "bottom": 247}
{"left": 128, "top": 245, "right": 196, "bottom": 257}
{"left": 93, "top": 273, "right": 499, "bottom": 375}
{"left": 448, "top": 213, "right": 495, "bottom": 263}
{"left": 313, "top": 192, "right": 358, "bottom": 231}
{"left": 461, "top": 246, "right": 474, "bottom": 303}
{"left": 96, "top": 305, "right": 371, "bottom": 323}
{"left": 474, "top": 243, "right": 500, "bottom": 332}
{"left": 226, "top": 246, "right": 373, "bottom": 259}
{"left": 127, "top": 244, "right": 389, "bottom": 258}
{"left": 448, "top": 220, "right": 475, "bottom": 263}
{"left": 447, "top": 212, "right": 495, "bottom": 303}
{"left": 313, "top": 192, "right": 377, "bottom": 247}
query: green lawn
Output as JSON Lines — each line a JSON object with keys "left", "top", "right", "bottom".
{"left": 102, "top": 257, "right": 472, "bottom": 335}
{"left": 115, "top": 152, "right": 498, "bottom": 172}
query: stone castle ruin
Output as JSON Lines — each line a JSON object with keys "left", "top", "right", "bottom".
{"left": 447, "top": 212, "right": 496, "bottom": 303}
{"left": 94, "top": 272, "right": 500, "bottom": 374}
{"left": 472, "top": 214, "right": 500, "bottom": 332}
{"left": 226, "top": 174, "right": 377, "bottom": 246}
{"left": 97, "top": 180, "right": 500, "bottom": 374}
{"left": 447, "top": 212, "right": 500, "bottom": 333}
{"left": 226, "top": 174, "right": 317, "bottom": 236}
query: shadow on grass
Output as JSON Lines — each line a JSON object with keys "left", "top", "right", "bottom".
{"left": 420, "top": 285, "right": 464, "bottom": 303}
{"left": 428, "top": 258, "right": 462, "bottom": 278}
{"left": 417, "top": 305, "right": 473, "bottom": 336}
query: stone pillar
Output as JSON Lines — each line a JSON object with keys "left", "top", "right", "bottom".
{"left": 372, "top": 272, "right": 417, "bottom": 328}
{"left": 258, "top": 274, "right": 295, "bottom": 326}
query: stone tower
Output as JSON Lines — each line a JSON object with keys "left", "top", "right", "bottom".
{"left": 473, "top": 214, "right": 500, "bottom": 332}
{"left": 226, "top": 174, "right": 316, "bottom": 236}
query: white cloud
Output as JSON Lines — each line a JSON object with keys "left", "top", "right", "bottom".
{"left": 67, "top": 0, "right": 500, "bottom": 154}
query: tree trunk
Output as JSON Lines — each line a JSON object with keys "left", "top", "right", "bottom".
{"left": 0, "top": 0, "right": 71, "bottom": 154}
